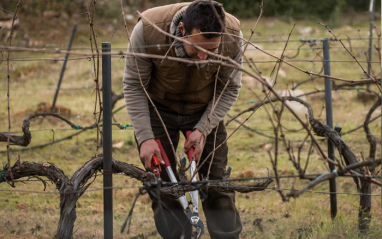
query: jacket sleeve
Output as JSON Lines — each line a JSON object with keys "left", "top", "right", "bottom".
{"left": 122, "top": 20, "right": 154, "bottom": 146}
{"left": 194, "top": 32, "right": 243, "bottom": 136}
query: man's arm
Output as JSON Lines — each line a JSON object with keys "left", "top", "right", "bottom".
{"left": 193, "top": 33, "right": 243, "bottom": 136}
{"left": 122, "top": 20, "right": 154, "bottom": 146}
{"left": 122, "top": 21, "right": 165, "bottom": 168}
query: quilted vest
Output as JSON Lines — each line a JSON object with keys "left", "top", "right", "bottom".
{"left": 141, "top": 2, "right": 240, "bottom": 114}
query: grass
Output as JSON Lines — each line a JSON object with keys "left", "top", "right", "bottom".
{"left": 0, "top": 6, "right": 381, "bottom": 239}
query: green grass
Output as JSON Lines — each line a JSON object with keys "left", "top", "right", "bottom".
{"left": 0, "top": 9, "right": 381, "bottom": 239}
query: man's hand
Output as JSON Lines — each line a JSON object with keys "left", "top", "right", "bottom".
{"left": 184, "top": 130, "right": 205, "bottom": 161}
{"left": 140, "top": 139, "right": 165, "bottom": 171}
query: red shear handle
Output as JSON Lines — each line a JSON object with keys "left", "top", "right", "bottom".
{"left": 151, "top": 155, "right": 161, "bottom": 176}
{"left": 186, "top": 131, "right": 196, "bottom": 162}
{"left": 155, "top": 139, "right": 171, "bottom": 167}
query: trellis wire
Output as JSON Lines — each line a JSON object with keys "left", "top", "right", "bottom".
{"left": 1, "top": 175, "right": 382, "bottom": 197}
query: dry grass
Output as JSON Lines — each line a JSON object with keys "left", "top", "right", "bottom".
{"left": 0, "top": 8, "right": 381, "bottom": 239}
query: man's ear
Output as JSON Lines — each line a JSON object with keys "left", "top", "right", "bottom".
{"left": 179, "top": 22, "right": 185, "bottom": 36}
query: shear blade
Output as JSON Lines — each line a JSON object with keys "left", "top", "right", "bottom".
{"left": 185, "top": 209, "right": 204, "bottom": 238}
{"left": 191, "top": 215, "right": 204, "bottom": 238}
{"left": 195, "top": 227, "right": 203, "bottom": 239}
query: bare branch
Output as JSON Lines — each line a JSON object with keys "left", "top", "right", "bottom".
{"left": 286, "top": 159, "right": 381, "bottom": 200}
{"left": 6, "top": 0, "right": 21, "bottom": 186}
{"left": 363, "top": 97, "right": 381, "bottom": 169}
{"left": 318, "top": 22, "right": 380, "bottom": 91}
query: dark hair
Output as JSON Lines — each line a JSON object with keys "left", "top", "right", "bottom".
{"left": 183, "top": 0, "right": 226, "bottom": 39}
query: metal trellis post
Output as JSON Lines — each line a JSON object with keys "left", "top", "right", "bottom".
{"left": 323, "top": 38, "right": 337, "bottom": 219}
{"left": 367, "top": 0, "right": 375, "bottom": 90}
{"left": 51, "top": 24, "right": 77, "bottom": 112}
{"left": 102, "top": 42, "right": 113, "bottom": 239}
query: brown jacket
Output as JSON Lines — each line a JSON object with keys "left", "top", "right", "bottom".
{"left": 123, "top": 3, "right": 242, "bottom": 145}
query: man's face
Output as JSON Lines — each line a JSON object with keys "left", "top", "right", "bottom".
{"left": 180, "top": 25, "right": 221, "bottom": 60}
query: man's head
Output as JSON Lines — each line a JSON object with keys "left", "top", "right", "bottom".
{"left": 179, "top": 0, "right": 226, "bottom": 60}
{"left": 183, "top": 0, "right": 225, "bottom": 38}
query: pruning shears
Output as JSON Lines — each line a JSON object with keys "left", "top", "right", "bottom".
{"left": 155, "top": 137, "right": 204, "bottom": 238}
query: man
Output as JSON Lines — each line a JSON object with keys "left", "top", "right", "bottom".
{"left": 123, "top": 1, "right": 242, "bottom": 238}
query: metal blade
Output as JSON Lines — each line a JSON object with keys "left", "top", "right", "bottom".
{"left": 185, "top": 209, "right": 204, "bottom": 238}
{"left": 195, "top": 218, "right": 204, "bottom": 238}
{"left": 196, "top": 227, "right": 203, "bottom": 239}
